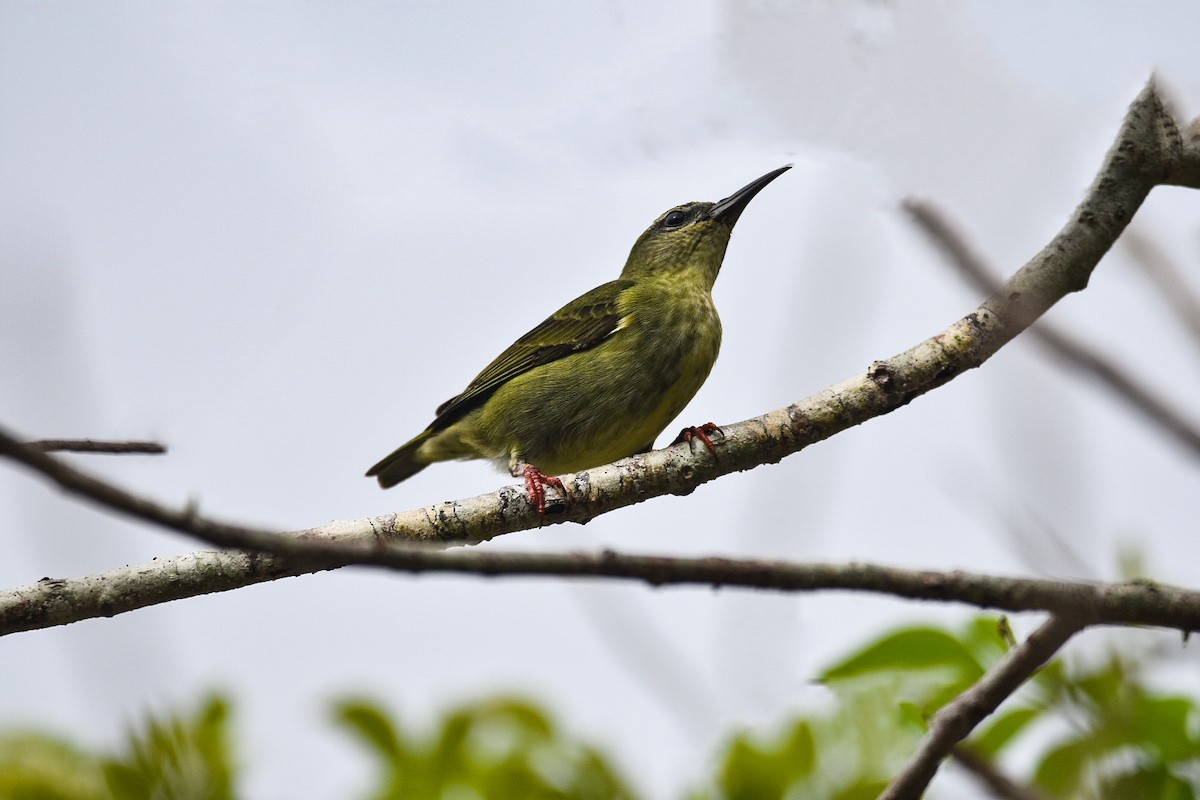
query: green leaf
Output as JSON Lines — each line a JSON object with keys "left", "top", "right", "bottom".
{"left": 718, "top": 735, "right": 793, "bottom": 800}
{"left": 1104, "top": 763, "right": 1196, "bottom": 800}
{"left": 1034, "top": 737, "right": 1098, "bottom": 795}
{"left": 103, "top": 762, "right": 148, "bottom": 800}
{"left": 782, "top": 722, "right": 816, "bottom": 779}
{"left": 896, "top": 702, "right": 928, "bottom": 733}
{"left": 1074, "top": 658, "right": 1129, "bottom": 710}
{"left": 821, "top": 628, "right": 984, "bottom": 684}
{"left": 101, "top": 693, "right": 236, "bottom": 800}
{"left": 334, "top": 696, "right": 634, "bottom": 800}
{"left": 1126, "top": 696, "right": 1198, "bottom": 762}
{"left": 715, "top": 722, "right": 820, "bottom": 798}
{"left": 1027, "top": 656, "right": 1067, "bottom": 702}
{"left": 333, "top": 700, "right": 407, "bottom": 762}
{"left": 0, "top": 732, "right": 108, "bottom": 800}
{"left": 830, "top": 779, "right": 890, "bottom": 800}
{"left": 961, "top": 616, "right": 1012, "bottom": 657}
{"left": 969, "top": 706, "right": 1042, "bottom": 756}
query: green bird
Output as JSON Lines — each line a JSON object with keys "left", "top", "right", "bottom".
{"left": 367, "top": 165, "right": 790, "bottom": 511}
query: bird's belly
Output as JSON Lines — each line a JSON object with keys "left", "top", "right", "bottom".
{"left": 472, "top": 306, "right": 721, "bottom": 475}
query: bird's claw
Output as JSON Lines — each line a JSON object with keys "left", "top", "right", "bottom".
{"left": 523, "top": 464, "right": 566, "bottom": 515}
{"left": 674, "top": 422, "right": 723, "bottom": 453}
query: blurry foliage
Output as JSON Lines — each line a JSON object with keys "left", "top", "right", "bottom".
{"left": 0, "top": 694, "right": 232, "bottom": 800}
{"left": 0, "top": 694, "right": 631, "bottom": 800}
{"left": 333, "top": 695, "right": 634, "bottom": 800}
{"left": 1026, "top": 648, "right": 1200, "bottom": 799}
{"left": 2, "top": 619, "right": 1198, "bottom": 799}
{"left": 101, "top": 695, "right": 235, "bottom": 800}
{"left": 694, "top": 617, "right": 1200, "bottom": 800}
{"left": 692, "top": 616, "right": 1010, "bottom": 800}
{"left": 0, "top": 732, "right": 107, "bottom": 800}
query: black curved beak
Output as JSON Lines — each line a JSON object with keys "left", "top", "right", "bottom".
{"left": 707, "top": 164, "right": 792, "bottom": 225}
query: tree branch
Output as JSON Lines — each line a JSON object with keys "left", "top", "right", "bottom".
{"left": 882, "top": 615, "right": 1084, "bottom": 800}
{"left": 951, "top": 745, "right": 1048, "bottom": 800}
{"left": 2, "top": 80, "right": 1199, "bottom": 635}
{"left": 26, "top": 439, "right": 167, "bottom": 455}
{"left": 904, "top": 198, "right": 1200, "bottom": 461}
{"left": 6, "top": 544, "right": 1200, "bottom": 637}
{"left": 1170, "top": 114, "right": 1200, "bottom": 187}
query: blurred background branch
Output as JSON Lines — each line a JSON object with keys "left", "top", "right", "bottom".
{"left": 1121, "top": 227, "right": 1200, "bottom": 352}
{"left": 951, "top": 745, "right": 1049, "bottom": 800}
{"left": 905, "top": 198, "right": 1200, "bottom": 462}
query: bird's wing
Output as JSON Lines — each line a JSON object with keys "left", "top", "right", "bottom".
{"left": 430, "top": 279, "right": 634, "bottom": 428}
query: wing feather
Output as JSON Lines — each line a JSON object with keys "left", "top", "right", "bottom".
{"left": 430, "top": 279, "right": 633, "bottom": 428}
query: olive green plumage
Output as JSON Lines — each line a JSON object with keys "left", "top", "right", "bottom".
{"left": 367, "top": 165, "right": 790, "bottom": 489}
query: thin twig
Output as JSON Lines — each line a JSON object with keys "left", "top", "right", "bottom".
{"left": 904, "top": 198, "right": 1200, "bottom": 462}
{"left": 952, "top": 745, "right": 1048, "bottom": 800}
{"left": 881, "top": 615, "right": 1084, "bottom": 800}
{"left": 27, "top": 439, "right": 167, "bottom": 455}
{"left": 0, "top": 427, "right": 302, "bottom": 555}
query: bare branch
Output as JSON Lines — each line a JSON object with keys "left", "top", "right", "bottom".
{"left": 882, "top": 615, "right": 1084, "bottom": 800}
{"left": 0, "top": 426, "right": 310, "bottom": 555}
{"left": 905, "top": 198, "right": 1200, "bottom": 461}
{"left": 27, "top": 439, "right": 167, "bottom": 455}
{"left": 5, "top": 543, "right": 1200, "bottom": 637}
{"left": 1121, "top": 228, "right": 1200, "bottom": 351}
{"left": 952, "top": 745, "right": 1048, "bottom": 800}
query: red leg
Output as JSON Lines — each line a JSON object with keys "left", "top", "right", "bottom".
{"left": 674, "top": 422, "right": 723, "bottom": 453}
{"left": 523, "top": 464, "right": 566, "bottom": 515}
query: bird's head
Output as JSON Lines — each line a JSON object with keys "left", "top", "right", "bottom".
{"left": 619, "top": 165, "right": 790, "bottom": 287}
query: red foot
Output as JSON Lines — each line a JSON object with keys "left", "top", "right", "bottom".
{"left": 523, "top": 464, "right": 566, "bottom": 515}
{"left": 674, "top": 422, "right": 723, "bottom": 453}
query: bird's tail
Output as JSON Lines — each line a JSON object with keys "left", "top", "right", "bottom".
{"left": 366, "top": 429, "right": 434, "bottom": 488}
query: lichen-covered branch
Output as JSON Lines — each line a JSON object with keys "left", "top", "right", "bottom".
{"left": 5, "top": 545, "right": 1200, "bottom": 637}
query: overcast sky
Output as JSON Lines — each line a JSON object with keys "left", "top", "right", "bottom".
{"left": 4, "top": 2, "right": 1200, "bottom": 796}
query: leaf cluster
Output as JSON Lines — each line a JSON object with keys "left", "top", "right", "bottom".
{"left": 3, "top": 620, "right": 1197, "bottom": 799}
{"left": 334, "top": 695, "right": 633, "bottom": 800}
{"left": 697, "top": 618, "right": 1200, "bottom": 799}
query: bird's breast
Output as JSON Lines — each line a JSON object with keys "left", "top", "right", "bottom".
{"left": 611, "top": 283, "right": 722, "bottom": 434}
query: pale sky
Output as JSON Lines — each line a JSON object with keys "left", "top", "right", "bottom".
{"left": 3, "top": 2, "right": 1200, "bottom": 796}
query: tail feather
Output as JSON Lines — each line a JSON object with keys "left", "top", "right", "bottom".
{"left": 366, "top": 429, "right": 433, "bottom": 488}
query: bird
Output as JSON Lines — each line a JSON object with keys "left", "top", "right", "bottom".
{"left": 367, "top": 165, "right": 790, "bottom": 512}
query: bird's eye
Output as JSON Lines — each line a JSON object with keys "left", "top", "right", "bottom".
{"left": 662, "top": 210, "right": 687, "bottom": 228}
